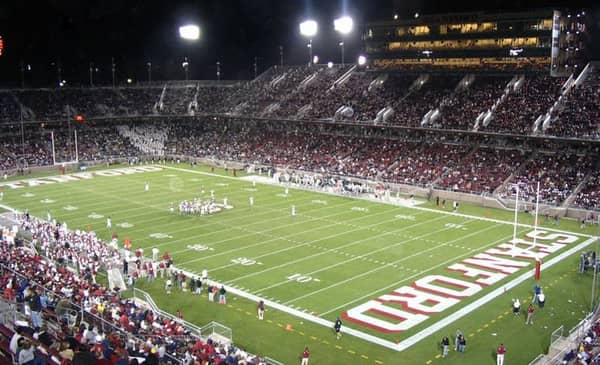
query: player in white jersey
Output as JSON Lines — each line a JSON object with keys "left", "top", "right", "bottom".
{"left": 249, "top": 196, "right": 254, "bottom": 206}
{"left": 285, "top": 187, "right": 289, "bottom": 195}
{"left": 291, "top": 205, "right": 296, "bottom": 216}
{"left": 169, "top": 202, "right": 174, "bottom": 214}
{"left": 0, "top": 190, "right": 3, "bottom": 201}
{"left": 223, "top": 197, "right": 228, "bottom": 207}
{"left": 145, "top": 182, "right": 150, "bottom": 192}
{"left": 47, "top": 210, "right": 52, "bottom": 222}
{"left": 106, "top": 216, "right": 112, "bottom": 229}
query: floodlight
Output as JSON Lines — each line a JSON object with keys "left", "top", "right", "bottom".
{"left": 313, "top": 55, "right": 319, "bottom": 64}
{"left": 334, "top": 16, "right": 354, "bottom": 35}
{"left": 357, "top": 55, "right": 367, "bottom": 66}
{"left": 182, "top": 61, "right": 189, "bottom": 68}
{"left": 394, "top": 14, "right": 399, "bottom": 20}
{"left": 179, "top": 24, "right": 200, "bottom": 40}
{"left": 300, "top": 20, "right": 318, "bottom": 37}
{"left": 127, "top": 78, "right": 132, "bottom": 84}
{"left": 327, "top": 61, "right": 333, "bottom": 68}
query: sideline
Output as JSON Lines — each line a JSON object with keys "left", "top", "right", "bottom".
{"left": 160, "top": 165, "right": 594, "bottom": 238}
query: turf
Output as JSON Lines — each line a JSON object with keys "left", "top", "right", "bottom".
{"left": 1, "top": 163, "right": 598, "bottom": 365}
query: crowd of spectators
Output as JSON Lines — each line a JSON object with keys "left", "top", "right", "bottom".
{"left": 352, "top": 74, "right": 415, "bottom": 122}
{"left": 546, "top": 67, "right": 600, "bottom": 139}
{"left": 0, "top": 213, "right": 268, "bottom": 365}
{"left": 389, "top": 75, "right": 462, "bottom": 127}
{"left": 573, "top": 170, "right": 600, "bottom": 211}
{"left": 0, "top": 123, "right": 140, "bottom": 171}
{"left": 305, "top": 72, "right": 374, "bottom": 120}
{"left": 1, "top": 98, "right": 599, "bottom": 210}
{"left": 386, "top": 142, "right": 470, "bottom": 186}
{"left": 437, "top": 76, "right": 511, "bottom": 130}
{"left": 160, "top": 87, "right": 195, "bottom": 116}
{"left": 482, "top": 75, "right": 566, "bottom": 135}
{"left": 116, "top": 124, "right": 169, "bottom": 156}
{"left": 435, "top": 148, "right": 526, "bottom": 194}
{"left": 274, "top": 65, "right": 350, "bottom": 119}
{"left": 1, "top": 67, "right": 596, "bottom": 144}
{"left": 497, "top": 152, "right": 592, "bottom": 205}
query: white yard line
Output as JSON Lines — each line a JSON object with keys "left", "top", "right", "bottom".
{"left": 166, "top": 198, "right": 377, "bottom": 255}
{"left": 278, "top": 222, "right": 500, "bottom": 302}
{"left": 200, "top": 214, "right": 450, "bottom": 277}
{"left": 248, "top": 218, "right": 479, "bottom": 293}
{"left": 179, "top": 208, "right": 438, "bottom": 267}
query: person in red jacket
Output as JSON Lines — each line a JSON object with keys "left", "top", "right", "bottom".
{"left": 496, "top": 343, "right": 506, "bottom": 365}
{"left": 300, "top": 346, "right": 310, "bottom": 365}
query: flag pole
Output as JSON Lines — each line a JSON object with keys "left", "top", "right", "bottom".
{"left": 74, "top": 129, "right": 79, "bottom": 162}
{"left": 51, "top": 131, "right": 56, "bottom": 165}
{"left": 513, "top": 184, "right": 519, "bottom": 242}
{"left": 533, "top": 181, "right": 541, "bottom": 281}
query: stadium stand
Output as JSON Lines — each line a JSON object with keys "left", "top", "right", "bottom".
{"left": 546, "top": 66, "right": 600, "bottom": 139}
{"left": 0, "top": 214, "right": 270, "bottom": 365}
{"left": 481, "top": 75, "right": 566, "bottom": 135}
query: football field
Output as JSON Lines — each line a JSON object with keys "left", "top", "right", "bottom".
{"left": 1, "top": 163, "right": 598, "bottom": 363}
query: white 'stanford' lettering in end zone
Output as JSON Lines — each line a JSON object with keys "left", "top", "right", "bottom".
{"left": 343, "top": 230, "right": 578, "bottom": 333}
{"left": 0, "top": 166, "right": 163, "bottom": 189}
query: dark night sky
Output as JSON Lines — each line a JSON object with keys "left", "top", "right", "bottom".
{"left": 0, "top": 0, "right": 597, "bottom": 87}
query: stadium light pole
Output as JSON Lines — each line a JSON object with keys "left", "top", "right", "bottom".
{"left": 279, "top": 45, "right": 284, "bottom": 67}
{"left": 89, "top": 62, "right": 94, "bottom": 87}
{"left": 334, "top": 16, "right": 353, "bottom": 66}
{"left": 111, "top": 57, "right": 116, "bottom": 88}
{"left": 146, "top": 61, "right": 152, "bottom": 84}
{"left": 20, "top": 60, "right": 25, "bottom": 89}
{"left": 216, "top": 61, "right": 221, "bottom": 81}
{"left": 182, "top": 58, "right": 189, "bottom": 81}
{"left": 179, "top": 24, "right": 200, "bottom": 81}
{"left": 300, "top": 20, "right": 318, "bottom": 67}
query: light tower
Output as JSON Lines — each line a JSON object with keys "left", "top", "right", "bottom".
{"left": 334, "top": 16, "right": 353, "bottom": 66}
{"left": 178, "top": 24, "right": 200, "bottom": 81}
{"left": 299, "top": 20, "right": 318, "bottom": 67}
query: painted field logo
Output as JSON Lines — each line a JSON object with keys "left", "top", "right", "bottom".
{"left": 395, "top": 214, "right": 416, "bottom": 221}
{"left": 63, "top": 205, "right": 78, "bottom": 211}
{"left": 186, "top": 244, "right": 214, "bottom": 251}
{"left": 445, "top": 223, "right": 467, "bottom": 230}
{"left": 312, "top": 200, "right": 328, "bottom": 205}
{"left": 88, "top": 213, "right": 104, "bottom": 219}
{"left": 343, "top": 230, "right": 579, "bottom": 335}
{"left": 21, "top": 193, "right": 35, "bottom": 198}
{"left": 287, "top": 273, "right": 319, "bottom": 283}
{"left": 117, "top": 222, "right": 134, "bottom": 228}
{"left": 351, "top": 207, "right": 369, "bottom": 213}
{"left": 231, "top": 257, "right": 262, "bottom": 266}
{"left": 149, "top": 233, "right": 172, "bottom": 239}
{"left": 40, "top": 199, "right": 55, "bottom": 204}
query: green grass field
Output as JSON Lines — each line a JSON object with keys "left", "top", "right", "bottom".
{"left": 1, "top": 163, "right": 598, "bottom": 365}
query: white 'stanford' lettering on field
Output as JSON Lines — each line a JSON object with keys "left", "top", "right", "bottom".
{"left": 342, "top": 230, "right": 578, "bottom": 333}
{"left": 0, "top": 166, "right": 163, "bottom": 189}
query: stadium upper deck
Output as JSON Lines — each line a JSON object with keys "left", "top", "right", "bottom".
{"left": 0, "top": 61, "right": 598, "bottom": 140}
